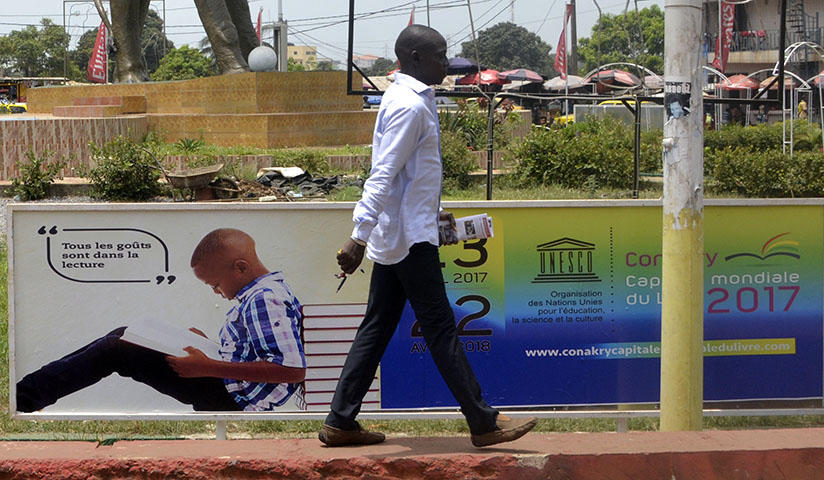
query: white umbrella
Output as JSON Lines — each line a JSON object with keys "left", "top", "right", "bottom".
{"left": 544, "top": 75, "right": 586, "bottom": 91}
{"left": 642, "top": 74, "right": 664, "bottom": 90}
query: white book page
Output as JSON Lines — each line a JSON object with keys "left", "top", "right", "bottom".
{"left": 121, "top": 318, "right": 222, "bottom": 360}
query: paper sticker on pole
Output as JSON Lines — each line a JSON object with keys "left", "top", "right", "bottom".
{"left": 665, "top": 78, "right": 692, "bottom": 120}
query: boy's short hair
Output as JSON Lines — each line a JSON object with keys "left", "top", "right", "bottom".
{"left": 191, "top": 228, "right": 251, "bottom": 268}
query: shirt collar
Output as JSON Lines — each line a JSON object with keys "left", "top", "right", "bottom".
{"left": 393, "top": 72, "right": 433, "bottom": 95}
{"left": 235, "top": 271, "right": 283, "bottom": 302}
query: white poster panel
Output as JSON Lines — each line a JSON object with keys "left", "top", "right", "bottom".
{"left": 9, "top": 203, "right": 370, "bottom": 418}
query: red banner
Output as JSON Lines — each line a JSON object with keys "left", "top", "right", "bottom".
{"left": 712, "top": 2, "right": 735, "bottom": 73}
{"left": 408, "top": 5, "right": 415, "bottom": 26}
{"left": 554, "top": 3, "right": 574, "bottom": 79}
{"left": 255, "top": 7, "right": 263, "bottom": 45}
{"left": 86, "top": 21, "right": 107, "bottom": 83}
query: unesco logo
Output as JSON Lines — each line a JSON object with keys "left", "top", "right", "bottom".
{"left": 532, "top": 237, "right": 601, "bottom": 283}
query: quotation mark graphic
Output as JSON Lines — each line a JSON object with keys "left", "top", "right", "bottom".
{"left": 43, "top": 226, "right": 174, "bottom": 285}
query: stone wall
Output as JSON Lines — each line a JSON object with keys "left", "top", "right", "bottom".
{"left": 25, "top": 72, "right": 377, "bottom": 151}
{"left": 0, "top": 116, "right": 146, "bottom": 180}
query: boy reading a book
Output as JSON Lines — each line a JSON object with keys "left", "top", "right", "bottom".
{"left": 16, "top": 228, "right": 306, "bottom": 412}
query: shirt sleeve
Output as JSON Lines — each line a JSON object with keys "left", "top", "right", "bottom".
{"left": 240, "top": 289, "right": 306, "bottom": 369}
{"left": 352, "top": 103, "right": 424, "bottom": 241}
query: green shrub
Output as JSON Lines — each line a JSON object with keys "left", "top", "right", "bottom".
{"left": 510, "top": 117, "right": 660, "bottom": 189}
{"left": 712, "top": 147, "right": 824, "bottom": 197}
{"left": 705, "top": 120, "right": 820, "bottom": 154}
{"left": 176, "top": 137, "right": 205, "bottom": 154}
{"left": 271, "top": 149, "right": 330, "bottom": 175}
{"left": 10, "top": 149, "right": 67, "bottom": 200}
{"left": 440, "top": 130, "right": 476, "bottom": 189}
{"left": 88, "top": 136, "right": 162, "bottom": 201}
{"left": 439, "top": 99, "right": 522, "bottom": 151}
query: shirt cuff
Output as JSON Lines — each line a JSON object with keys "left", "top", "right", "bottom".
{"left": 352, "top": 223, "right": 374, "bottom": 244}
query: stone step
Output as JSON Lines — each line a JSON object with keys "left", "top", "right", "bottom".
{"left": 71, "top": 95, "right": 147, "bottom": 113}
{"left": 52, "top": 105, "right": 124, "bottom": 117}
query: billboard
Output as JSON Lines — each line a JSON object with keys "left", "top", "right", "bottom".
{"left": 8, "top": 201, "right": 823, "bottom": 418}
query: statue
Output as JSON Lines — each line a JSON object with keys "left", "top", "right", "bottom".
{"left": 94, "top": 0, "right": 259, "bottom": 83}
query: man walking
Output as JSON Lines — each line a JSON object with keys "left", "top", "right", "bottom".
{"left": 318, "top": 24, "right": 536, "bottom": 448}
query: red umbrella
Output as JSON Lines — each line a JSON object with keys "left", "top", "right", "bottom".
{"left": 456, "top": 69, "right": 510, "bottom": 85}
{"left": 814, "top": 70, "right": 824, "bottom": 86}
{"left": 585, "top": 69, "right": 641, "bottom": 93}
{"left": 720, "top": 74, "right": 759, "bottom": 91}
{"left": 586, "top": 69, "right": 641, "bottom": 85}
{"left": 497, "top": 68, "right": 543, "bottom": 83}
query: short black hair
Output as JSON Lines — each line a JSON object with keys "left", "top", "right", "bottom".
{"left": 190, "top": 228, "right": 252, "bottom": 268}
{"left": 395, "top": 24, "right": 444, "bottom": 65}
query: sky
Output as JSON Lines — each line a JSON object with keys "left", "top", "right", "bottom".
{"left": 0, "top": 0, "right": 663, "bottom": 66}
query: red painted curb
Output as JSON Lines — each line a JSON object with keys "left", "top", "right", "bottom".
{"left": 0, "top": 429, "right": 822, "bottom": 479}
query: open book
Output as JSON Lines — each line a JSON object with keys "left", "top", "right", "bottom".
{"left": 439, "top": 213, "right": 494, "bottom": 245}
{"left": 120, "top": 318, "right": 222, "bottom": 360}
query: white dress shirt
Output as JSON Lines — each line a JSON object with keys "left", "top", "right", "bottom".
{"left": 351, "top": 72, "right": 442, "bottom": 265}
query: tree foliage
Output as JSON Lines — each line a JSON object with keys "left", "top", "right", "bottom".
{"left": 71, "top": 28, "right": 100, "bottom": 78}
{"left": 362, "top": 57, "right": 397, "bottom": 76}
{"left": 140, "top": 10, "right": 175, "bottom": 74}
{"left": 72, "top": 10, "right": 173, "bottom": 80}
{"left": 458, "top": 22, "right": 553, "bottom": 74}
{"left": 577, "top": 5, "right": 664, "bottom": 74}
{"left": 314, "top": 60, "right": 337, "bottom": 71}
{"left": 150, "top": 45, "right": 214, "bottom": 81}
{"left": 287, "top": 57, "right": 306, "bottom": 72}
{"left": 2, "top": 19, "right": 78, "bottom": 78}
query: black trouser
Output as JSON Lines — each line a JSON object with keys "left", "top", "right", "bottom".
{"left": 16, "top": 326, "right": 241, "bottom": 412}
{"left": 325, "top": 242, "right": 498, "bottom": 435}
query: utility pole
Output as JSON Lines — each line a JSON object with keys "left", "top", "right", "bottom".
{"left": 427, "top": 0, "right": 431, "bottom": 26}
{"left": 660, "top": 0, "right": 704, "bottom": 431}
{"left": 568, "top": 0, "right": 577, "bottom": 75}
{"left": 275, "top": 0, "right": 288, "bottom": 71}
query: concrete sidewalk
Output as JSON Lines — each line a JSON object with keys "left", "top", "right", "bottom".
{"left": 1, "top": 427, "right": 823, "bottom": 479}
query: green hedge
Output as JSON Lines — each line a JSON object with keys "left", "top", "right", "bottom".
{"left": 712, "top": 148, "right": 824, "bottom": 197}
{"left": 509, "top": 117, "right": 824, "bottom": 197}
{"left": 510, "top": 117, "right": 661, "bottom": 189}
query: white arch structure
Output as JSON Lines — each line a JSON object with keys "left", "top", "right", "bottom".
{"left": 770, "top": 42, "right": 824, "bottom": 155}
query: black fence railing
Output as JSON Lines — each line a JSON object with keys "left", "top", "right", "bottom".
{"left": 708, "top": 28, "right": 823, "bottom": 53}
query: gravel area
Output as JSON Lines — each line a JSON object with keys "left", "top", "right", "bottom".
{"left": 0, "top": 195, "right": 97, "bottom": 238}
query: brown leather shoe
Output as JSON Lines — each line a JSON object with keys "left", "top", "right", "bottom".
{"left": 318, "top": 423, "right": 386, "bottom": 447}
{"left": 470, "top": 415, "right": 537, "bottom": 447}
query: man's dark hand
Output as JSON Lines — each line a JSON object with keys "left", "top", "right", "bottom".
{"left": 337, "top": 238, "right": 365, "bottom": 274}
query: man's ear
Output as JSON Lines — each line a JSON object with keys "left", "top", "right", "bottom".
{"left": 409, "top": 49, "right": 421, "bottom": 67}
{"left": 233, "top": 259, "right": 248, "bottom": 273}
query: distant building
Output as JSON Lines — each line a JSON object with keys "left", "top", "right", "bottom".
{"left": 353, "top": 54, "right": 379, "bottom": 70}
{"left": 289, "top": 45, "right": 318, "bottom": 67}
{"left": 703, "top": 0, "right": 823, "bottom": 79}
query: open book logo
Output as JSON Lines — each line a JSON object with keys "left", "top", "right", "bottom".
{"left": 724, "top": 232, "right": 801, "bottom": 263}
{"left": 532, "top": 237, "right": 601, "bottom": 283}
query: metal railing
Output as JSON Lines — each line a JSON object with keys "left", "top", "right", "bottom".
{"left": 708, "top": 28, "right": 823, "bottom": 52}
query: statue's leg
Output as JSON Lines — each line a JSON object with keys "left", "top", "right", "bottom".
{"left": 110, "top": 0, "right": 151, "bottom": 83}
{"left": 194, "top": 0, "right": 250, "bottom": 75}
{"left": 225, "top": 0, "right": 259, "bottom": 61}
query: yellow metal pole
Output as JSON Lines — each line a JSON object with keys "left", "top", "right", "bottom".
{"left": 660, "top": 0, "right": 704, "bottom": 431}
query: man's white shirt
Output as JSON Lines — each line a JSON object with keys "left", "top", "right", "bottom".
{"left": 352, "top": 72, "right": 442, "bottom": 265}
